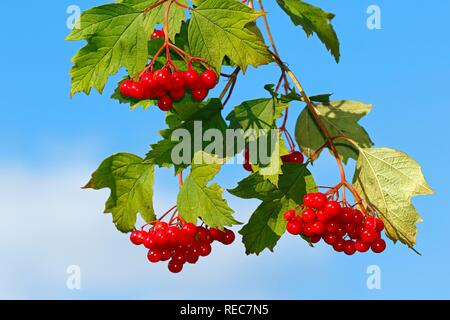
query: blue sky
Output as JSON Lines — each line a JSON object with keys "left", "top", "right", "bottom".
{"left": 0, "top": 0, "right": 449, "bottom": 299}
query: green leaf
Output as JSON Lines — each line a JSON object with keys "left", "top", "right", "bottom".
{"left": 67, "top": 0, "right": 187, "bottom": 96}
{"left": 229, "top": 163, "right": 316, "bottom": 254}
{"left": 177, "top": 152, "right": 239, "bottom": 229}
{"left": 276, "top": 0, "right": 340, "bottom": 62}
{"left": 353, "top": 148, "right": 434, "bottom": 247}
{"left": 295, "top": 100, "right": 374, "bottom": 164}
{"left": 188, "top": 0, "right": 272, "bottom": 72}
{"left": 84, "top": 153, "right": 155, "bottom": 233}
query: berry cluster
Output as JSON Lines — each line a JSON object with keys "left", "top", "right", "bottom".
{"left": 130, "top": 221, "right": 235, "bottom": 273}
{"left": 284, "top": 192, "right": 386, "bottom": 255}
{"left": 119, "top": 69, "right": 218, "bottom": 111}
{"left": 243, "top": 149, "right": 304, "bottom": 172}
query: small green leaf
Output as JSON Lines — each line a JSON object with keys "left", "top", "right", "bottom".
{"left": 295, "top": 100, "right": 374, "bottom": 163}
{"left": 276, "top": 0, "right": 340, "bottom": 62}
{"left": 188, "top": 0, "right": 272, "bottom": 72}
{"left": 353, "top": 148, "right": 434, "bottom": 247}
{"left": 229, "top": 163, "right": 316, "bottom": 254}
{"left": 177, "top": 152, "right": 239, "bottom": 229}
{"left": 84, "top": 153, "right": 155, "bottom": 233}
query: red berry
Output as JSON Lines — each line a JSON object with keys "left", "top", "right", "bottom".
{"left": 303, "top": 193, "right": 315, "bottom": 208}
{"left": 336, "top": 225, "right": 347, "bottom": 238}
{"left": 186, "top": 248, "right": 200, "bottom": 264}
{"left": 130, "top": 230, "right": 144, "bottom": 245}
{"left": 154, "top": 230, "right": 169, "bottom": 247}
{"left": 343, "top": 240, "right": 356, "bottom": 256}
{"left": 191, "top": 88, "right": 208, "bottom": 101}
{"left": 151, "top": 29, "right": 165, "bottom": 39}
{"left": 353, "top": 209, "right": 364, "bottom": 225}
{"left": 182, "top": 223, "right": 197, "bottom": 236}
{"left": 311, "top": 221, "right": 325, "bottom": 235}
{"left": 355, "top": 239, "right": 370, "bottom": 253}
{"left": 371, "top": 239, "right": 386, "bottom": 253}
{"left": 341, "top": 207, "right": 355, "bottom": 223}
{"left": 168, "top": 260, "right": 183, "bottom": 273}
{"left": 184, "top": 69, "right": 201, "bottom": 89}
{"left": 323, "top": 233, "right": 339, "bottom": 245}
{"left": 243, "top": 163, "right": 253, "bottom": 172}
{"left": 365, "top": 217, "right": 385, "bottom": 232}
{"left": 316, "top": 209, "right": 329, "bottom": 222}
{"left": 154, "top": 69, "right": 172, "bottom": 90}
{"left": 201, "top": 70, "right": 218, "bottom": 89}
{"left": 361, "top": 228, "right": 379, "bottom": 243}
{"left": 301, "top": 223, "right": 315, "bottom": 237}
{"left": 284, "top": 210, "right": 296, "bottom": 221}
{"left": 178, "top": 233, "right": 193, "bottom": 247}
{"left": 286, "top": 220, "right": 302, "bottom": 235}
{"left": 209, "top": 228, "right": 225, "bottom": 242}
{"left": 154, "top": 221, "right": 169, "bottom": 232}
{"left": 326, "top": 221, "right": 339, "bottom": 234}
{"left": 333, "top": 239, "right": 345, "bottom": 252}
{"left": 120, "top": 79, "right": 134, "bottom": 97}
{"left": 140, "top": 72, "right": 157, "bottom": 90}
{"left": 195, "top": 226, "right": 210, "bottom": 243}
{"left": 312, "top": 193, "right": 327, "bottom": 209}
{"left": 281, "top": 151, "right": 304, "bottom": 164}
{"left": 311, "top": 235, "right": 321, "bottom": 244}
{"left": 301, "top": 208, "right": 316, "bottom": 223}
{"left": 324, "top": 201, "right": 341, "bottom": 218}
{"left": 128, "top": 81, "right": 146, "bottom": 99}
{"left": 167, "top": 226, "right": 180, "bottom": 246}
{"left": 221, "top": 229, "right": 235, "bottom": 245}
{"left": 160, "top": 249, "right": 172, "bottom": 261}
{"left": 147, "top": 250, "right": 162, "bottom": 263}
{"left": 143, "top": 233, "right": 157, "bottom": 250}
{"left": 199, "top": 243, "right": 212, "bottom": 257}
{"left": 171, "top": 71, "right": 186, "bottom": 90}
{"left": 153, "top": 86, "right": 167, "bottom": 98}
{"left": 169, "top": 87, "right": 185, "bottom": 100}
{"left": 345, "top": 223, "right": 355, "bottom": 233}
{"left": 172, "top": 252, "right": 187, "bottom": 265}
{"left": 157, "top": 95, "right": 173, "bottom": 111}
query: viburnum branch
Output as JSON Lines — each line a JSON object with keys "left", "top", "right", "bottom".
{"left": 219, "top": 67, "right": 241, "bottom": 102}
{"left": 144, "top": 0, "right": 167, "bottom": 13}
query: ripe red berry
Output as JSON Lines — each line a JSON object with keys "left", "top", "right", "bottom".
{"left": 371, "top": 239, "right": 386, "bottom": 253}
{"left": 154, "top": 221, "right": 168, "bottom": 232}
{"left": 312, "top": 192, "right": 327, "bottom": 209}
{"left": 284, "top": 210, "right": 296, "bottom": 221}
{"left": 160, "top": 249, "right": 172, "bottom": 261}
{"left": 143, "top": 233, "right": 157, "bottom": 250}
{"left": 365, "top": 217, "right": 385, "bottom": 232}
{"left": 360, "top": 228, "right": 379, "bottom": 243}
{"left": 151, "top": 29, "right": 165, "bottom": 39}
{"left": 316, "top": 209, "right": 329, "bottom": 222}
{"left": 355, "top": 239, "right": 370, "bottom": 253}
{"left": 120, "top": 79, "right": 134, "bottom": 97}
{"left": 281, "top": 151, "right": 304, "bottom": 164}
{"left": 154, "top": 230, "right": 169, "bottom": 247}
{"left": 286, "top": 220, "right": 302, "bottom": 235}
{"left": 343, "top": 240, "right": 356, "bottom": 256}
{"left": 154, "top": 69, "right": 172, "bottom": 89}
{"left": 323, "top": 233, "right": 339, "bottom": 245}
{"left": 221, "top": 229, "right": 235, "bottom": 245}
{"left": 167, "top": 226, "right": 180, "bottom": 246}
{"left": 301, "top": 223, "right": 315, "bottom": 237}
{"left": 184, "top": 69, "right": 201, "bottom": 89}
{"left": 324, "top": 201, "right": 341, "bottom": 218}
{"left": 182, "top": 223, "right": 197, "bottom": 236}
{"left": 311, "top": 235, "right": 321, "bottom": 244}
{"left": 171, "top": 71, "right": 186, "bottom": 90}
{"left": 199, "top": 243, "right": 212, "bottom": 257}
{"left": 311, "top": 221, "right": 325, "bottom": 235}
{"left": 301, "top": 208, "right": 316, "bottom": 223}
{"left": 191, "top": 88, "right": 208, "bottom": 101}
{"left": 147, "top": 250, "right": 162, "bottom": 263}
{"left": 130, "top": 230, "right": 144, "bottom": 245}
{"left": 169, "top": 88, "right": 185, "bottom": 100}
{"left": 201, "top": 70, "right": 218, "bottom": 89}
{"left": 341, "top": 207, "right": 355, "bottom": 223}
{"left": 178, "top": 233, "right": 193, "bottom": 247}
{"left": 243, "top": 163, "right": 253, "bottom": 172}
{"left": 168, "top": 260, "right": 183, "bottom": 273}
{"left": 140, "top": 72, "right": 157, "bottom": 90}
{"left": 209, "top": 228, "right": 225, "bottom": 242}
{"left": 303, "top": 193, "right": 315, "bottom": 208}
{"left": 353, "top": 209, "right": 364, "bottom": 224}
{"left": 128, "top": 81, "right": 146, "bottom": 99}
{"left": 186, "top": 248, "right": 200, "bottom": 264}
{"left": 157, "top": 95, "right": 173, "bottom": 111}
{"left": 172, "top": 252, "right": 187, "bottom": 265}
{"left": 333, "top": 239, "right": 345, "bottom": 252}
{"left": 326, "top": 221, "right": 340, "bottom": 234}
{"left": 195, "top": 226, "right": 210, "bottom": 243}
{"left": 336, "top": 225, "right": 347, "bottom": 238}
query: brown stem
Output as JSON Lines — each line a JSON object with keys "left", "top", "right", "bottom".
{"left": 144, "top": 0, "right": 168, "bottom": 13}
{"left": 219, "top": 67, "right": 240, "bottom": 101}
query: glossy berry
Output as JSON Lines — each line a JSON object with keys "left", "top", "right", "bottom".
{"left": 286, "top": 220, "right": 302, "bottom": 235}
{"left": 360, "top": 228, "right": 379, "bottom": 243}
{"left": 140, "top": 72, "right": 157, "bottom": 89}
{"left": 201, "top": 70, "right": 218, "bottom": 89}
{"left": 191, "top": 88, "right": 208, "bottom": 101}
{"left": 243, "top": 163, "right": 253, "bottom": 172}
{"left": 316, "top": 209, "right": 329, "bottom": 222}
{"left": 209, "top": 228, "right": 225, "bottom": 242}
{"left": 151, "top": 29, "right": 165, "bottom": 39}
{"left": 154, "top": 221, "right": 169, "bottom": 232}
{"left": 364, "top": 217, "right": 385, "bottom": 232}
{"left": 284, "top": 210, "right": 296, "bottom": 221}
{"left": 154, "top": 69, "right": 172, "bottom": 90}
{"left": 128, "top": 81, "right": 146, "bottom": 99}
{"left": 184, "top": 69, "right": 201, "bottom": 89}
{"left": 371, "top": 239, "right": 386, "bottom": 253}
{"left": 353, "top": 209, "right": 364, "bottom": 224}
{"left": 199, "top": 243, "right": 212, "bottom": 257}
{"left": 333, "top": 239, "right": 345, "bottom": 252}
{"left": 196, "top": 227, "right": 210, "bottom": 243}
{"left": 323, "top": 233, "right": 339, "bottom": 245}
{"left": 326, "top": 221, "right": 340, "bottom": 234}
{"left": 221, "top": 229, "right": 235, "bottom": 245}
{"left": 147, "top": 250, "right": 162, "bottom": 263}
{"left": 302, "top": 208, "right": 317, "bottom": 223}
{"left": 281, "top": 151, "right": 304, "bottom": 164}
{"left": 301, "top": 223, "right": 315, "bottom": 237}
{"left": 341, "top": 207, "right": 355, "bottom": 223}
{"left": 120, "top": 79, "right": 134, "bottom": 96}
{"left": 324, "top": 201, "right": 341, "bottom": 218}
{"left": 143, "top": 233, "right": 157, "bottom": 250}
{"left": 312, "top": 193, "right": 327, "bottom": 209}
{"left": 157, "top": 95, "right": 173, "bottom": 111}
{"left": 311, "top": 221, "right": 325, "bottom": 235}
{"left": 160, "top": 249, "right": 172, "bottom": 262}
{"left": 168, "top": 260, "right": 183, "bottom": 273}
{"left": 303, "top": 193, "right": 315, "bottom": 208}
{"left": 343, "top": 240, "right": 356, "bottom": 256}
{"left": 182, "top": 223, "right": 197, "bottom": 236}
{"left": 130, "top": 230, "right": 144, "bottom": 245}
{"left": 169, "top": 88, "right": 185, "bottom": 101}
{"left": 355, "top": 239, "right": 370, "bottom": 253}
{"left": 311, "top": 236, "right": 321, "bottom": 244}
{"left": 171, "top": 71, "right": 186, "bottom": 90}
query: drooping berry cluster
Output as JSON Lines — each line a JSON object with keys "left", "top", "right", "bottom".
{"left": 284, "top": 192, "right": 386, "bottom": 255}
{"left": 130, "top": 220, "right": 235, "bottom": 273}
{"left": 119, "top": 68, "right": 218, "bottom": 111}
